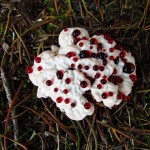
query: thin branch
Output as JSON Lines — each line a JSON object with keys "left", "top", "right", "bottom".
{"left": 0, "top": 68, "right": 19, "bottom": 149}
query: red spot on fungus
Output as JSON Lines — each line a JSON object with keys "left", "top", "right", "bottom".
{"left": 95, "top": 73, "right": 101, "bottom": 79}
{"left": 109, "top": 48, "right": 114, "bottom": 52}
{"left": 63, "top": 89, "right": 69, "bottom": 94}
{"left": 56, "top": 97, "right": 63, "bottom": 103}
{"left": 129, "top": 74, "right": 137, "bottom": 82}
{"left": 26, "top": 66, "right": 33, "bottom": 73}
{"left": 65, "top": 78, "right": 71, "bottom": 84}
{"left": 54, "top": 88, "right": 58, "bottom": 92}
{"left": 64, "top": 98, "right": 70, "bottom": 104}
{"left": 37, "top": 66, "right": 43, "bottom": 71}
{"left": 97, "top": 84, "right": 102, "bottom": 89}
{"left": 79, "top": 42, "right": 83, "bottom": 47}
{"left": 35, "top": 57, "right": 41, "bottom": 63}
{"left": 46, "top": 80, "right": 52, "bottom": 86}
{"left": 66, "top": 52, "right": 76, "bottom": 58}
{"left": 84, "top": 102, "right": 92, "bottom": 109}
{"left": 80, "top": 81, "right": 88, "bottom": 88}
{"left": 101, "top": 92, "right": 108, "bottom": 99}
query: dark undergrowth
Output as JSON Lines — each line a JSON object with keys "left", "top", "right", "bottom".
{"left": 0, "top": 0, "right": 150, "bottom": 149}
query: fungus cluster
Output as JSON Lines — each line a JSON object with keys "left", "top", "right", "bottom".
{"left": 27, "top": 27, "right": 137, "bottom": 120}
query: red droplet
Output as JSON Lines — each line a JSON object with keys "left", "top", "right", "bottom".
{"left": 56, "top": 71, "right": 64, "bottom": 79}
{"left": 65, "top": 78, "right": 71, "bottom": 84}
{"left": 37, "top": 66, "right": 43, "bottom": 71}
{"left": 103, "top": 75, "right": 107, "bottom": 78}
{"left": 63, "top": 89, "right": 69, "bottom": 94}
{"left": 35, "top": 57, "right": 41, "bottom": 63}
{"left": 71, "top": 63, "right": 75, "bottom": 68}
{"left": 82, "top": 37, "right": 88, "bottom": 40}
{"left": 64, "top": 98, "right": 70, "bottom": 104}
{"left": 108, "top": 39, "right": 113, "bottom": 44}
{"left": 54, "top": 88, "right": 58, "bottom": 92}
{"left": 95, "top": 73, "right": 101, "bottom": 79}
{"left": 90, "top": 46, "right": 93, "bottom": 49}
{"left": 119, "top": 51, "right": 126, "bottom": 58}
{"left": 64, "top": 28, "right": 68, "bottom": 32}
{"left": 90, "top": 38, "right": 98, "bottom": 45}
{"left": 102, "top": 48, "right": 106, "bottom": 52}
{"left": 97, "top": 84, "right": 102, "bottom": 89}
{"left": 26, "top": 66, "right": 33, "bottom": 73}
{"left": 71, "top": 102, "right": 76, "bottom": 107}
{"left": 84, "top": 65, "right": 89, "bottom": 70}
{"left": 113, "top": 68, "right": 117, "bottom": 74}
{"left": 101, "top": 79, "right": 107, "bottom": 84}
{"left": 56, "top": 97, "right": 63, "bottom": 103}
{"left": 80, "top": 81, "right": 88, "bottom": 88}
{"left": 73, "top": 57, "right": 78, "bottom": 62}
{"left": 79, "top": 42, "right": 83, "bottom": 47}
{"left": 66, "top": 52, "right": 76, "bottom": 58}
{"left": 99, "top": 66, "right": 104, "bottom": 71}
{"left": 117, "top": 92, "right": 123, "bottom": 99}
{"left": 74, "top": 38, "right": 81, "bottom": 44}
{"left": 109, "top": 92, "right": 114, "bottom": 96}
{"left": 93, "top": 65, "right": 99, "bottom": 71}
{"left": 77, "top": 64, "right": 82, "bottom": 69}
{"left": 109, "top": 48, "right": 114, "bottom": 52}
{"left": 84, "top": 102, "right": 92, "bottom": 109}
{"left": 122, "top": 58, "right": 127, "bottom": 63}
{"left": 72, "top": 29, "right": 81, "bottom": 38}
{"left": 101, "top": 92, "right": 108, "bottom": 99}
{"left": 46, "top": 80, "right": 52, "bottom": 86}
{"left": 109, "top": 55, "right": 114, "bottom": 60}
{"left": 129, "top": 74, "right": 137, "bottom": 82}
{"left": 104, "top": 34, "right": 110, "bottom": 40}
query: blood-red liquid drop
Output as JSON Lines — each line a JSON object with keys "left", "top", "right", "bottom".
{"left": 90, "top": 38, "right": 98, "bottom": 45}
{"left": 37, "top": 66, "right": 43, "bottom": 71}
{"left": 93, "top": 65, "right": 99, "bottom": 71}
{"left": 101, "top": 93, "right": 108, "bottom": 99}
{"left": 117, "top": 93, "right": 123, "bottom": 99}
{"left": 56, "top": 71, "right": 64, "bottom": 79}
{"left": 109, "top": 48, "right": 114, "bottom": 52}
{"left": 80, "top": 81, "right": 88, "bottom": 88}
{"left": 65, "top": 78, "right": 71, "bottom": 84}
{"left": 109, "top": 92, "right": 114, "bottom": 96}
{"left": 101, "top": 79, "right": 107, "bottom": 84}
{"left": 84, "top": 65, "right": 89, "bottom": 70}
{"left": 97, "top": 84, "right": 102, "bottom": 89}
{"left": 79, "top": 42, "right": 84, "bottom": 47}
{"left": 77, "top": 64, "right": 82, "bottom": 69}
{"left": 46, "top": 80, "right": 52, "bottom": 86}
{"left": 66, "top": 52, "right": 76, "bottom": 58}
{"left": 73, "top": 57, "right": 78, "bottom": 62}
{"left": 109, "top": 56, "right": 114, "bottom": 60}
{"left": 64, "top": 98, "right": 70, "bottom": 104}
{"left": 54, "top": 88, "right": 58, "bottom": 92}
{"left": 95, "top": 73, "right": 101, "bottom": 79}
{"left": 71, "top": 102, "right": 76, "bottom": 107}
{"left": 63, "top": 89, "right": 69, "bottom": 94}
{"left": 84, "top": 102, "right": 92, "bottom": 109}
{"left": 35, "top": 57, "right": 41, "bottom": 63}
{"left": 56, "top": 97, "right": 63, "bottom": 103}
{"left": 72, "top": 29, "right": 81, "bottom": 38}
{"left": 26, "top": 66, "right": 33, "bottom": 73}
{"left": 119, "top": 51, "right": 126, "bottom": 58}
{"left": 129, "top": 74, "right": 137, "bottom": 82}
{"left": 99, "top": 66, "right": 104, "bottom": 71}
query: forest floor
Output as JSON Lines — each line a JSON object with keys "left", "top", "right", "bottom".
{"left": 0, "top": 0, "right": 150, "bottom": 150}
